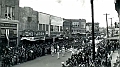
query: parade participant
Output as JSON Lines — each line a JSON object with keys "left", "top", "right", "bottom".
{"left": 51, "top": 45, "right": 54, "bottom": 57}
{"left": 71, "top": 46, "right": 75, "bottom": 55}
{"left": 70, "top": 46, "right": 73, "bottom": 55}
{"left": 61, "top": 62, "right": 66, "bottom": 67}
{"left": 57, "top": 45, "right": 60, "bottom": 59}
{"left": 62, "top": 45, "right": 65, "bottom": 57}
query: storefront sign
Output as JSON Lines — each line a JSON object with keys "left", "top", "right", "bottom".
{"left": 0, "top": 23, "right": 17, "bottom": 28}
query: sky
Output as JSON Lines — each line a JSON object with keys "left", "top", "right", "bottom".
{"left": 20, "top": 0, "right": 119, "bottom": 27}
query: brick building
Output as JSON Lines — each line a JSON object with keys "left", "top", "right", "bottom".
{"left": 0, "top": 0, "right": 19, "bottom": 20}
{"left": 86, "top": 22, "right": 99, "bottom": 36}
{"left": 0, "top": 0, "right": 19, "bottom": 48}
{"left": 19, "top": 7, "right": 38, "bottom": 31}
{"left": 63, "top": 19, "right": 86, "bottom": 35}
{"left": 63, "top": 19, "right": 72, "bottom": 36}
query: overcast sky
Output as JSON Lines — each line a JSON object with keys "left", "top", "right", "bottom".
{"left": 20, "top": 0, "right": 119, "bottom": 27}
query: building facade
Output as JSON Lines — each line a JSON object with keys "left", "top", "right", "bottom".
{"left": 86, "top": 22, "right": 99, "bottom": 34}
{"left": 63, "top": 19, "right": 86, "bottom": 35}
{"left": 38, "top": 12, "right": 63, "bottom": 36}
{"left": 19, "top": 7, "right": 38, "bottom": 31}
{"left": 0, "top": 0, "right": 20, "bottom": 48}
{"left": 0, "top": 0, "right": 19, "bottom": 20}
{"left": 63, "top": 19, "right": 72, "bottom": 36}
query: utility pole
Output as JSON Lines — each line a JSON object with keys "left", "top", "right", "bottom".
{"left": 109, "top": 18, "right": 113, "bottom": 37}
{"left": 103, "top": 13, "right": 110, "bottom": 38}
{"left": 90, "top": 0, "right": 95, "bottom": 61}
{"left": 48, "top": 15, "right": 51, "bottom": 37}
{"left": 103, "top": 13, "right": 110, "bottom": 66}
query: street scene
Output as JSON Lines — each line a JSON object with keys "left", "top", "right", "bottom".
{"left": 0, "top": 0, "right": 120, "bottom": 67}
{"left": 12, "top": 52, "right": 71, "bottom": 67}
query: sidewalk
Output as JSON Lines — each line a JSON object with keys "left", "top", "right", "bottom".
{"left": 111, "top": 50, "right": 119, "bottom": 67}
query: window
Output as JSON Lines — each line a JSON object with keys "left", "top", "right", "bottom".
{"left": 0, "top": 5, "right": 1, "bottom": 16}
{"left": 5, "top": 6, "right": 15, "bottom": 20}
{"left": 27, "top": 17, "right": 32, "bottom": 22}
{"left": 46, "top": 25, "right": 49, "bottom": 31}
{"left": 39, "top": 24, "right": 42, "bottom": 30}
{"left": 13, "top": 29, "right": 17, "bottom": 34}
{"left": 9, "top": 29, "right": 14, "bottom": 36}
{"left": 1, "top": 29, "right": 5, "bottom": 35}
{"left": 12, "top": 7, "right": 15, "bottom": 19}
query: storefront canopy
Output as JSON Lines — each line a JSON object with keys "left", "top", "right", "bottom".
{"left": 106, "top": 36, "right": 119, "bottom": 40}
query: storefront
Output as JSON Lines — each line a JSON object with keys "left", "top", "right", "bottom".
{"left": 0, "top": 19, "right": 19, "bottom": 48}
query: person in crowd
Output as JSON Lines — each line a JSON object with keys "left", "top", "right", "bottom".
{"left": 70, "top": 46, "right": 75, "bottom": 55}
{"left": 51, "top": 45, "right": 54, "bottom": 57}
{"left": 57, "top": 45, "right": 60, "bottom": 59}
{"left": 62, "top": 45, "right": 65, "bottom": 57}
{"left": 61, "top": 62, "right": 66, "bottom": 67}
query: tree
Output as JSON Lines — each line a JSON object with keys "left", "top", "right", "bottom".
{"left": 115, "top": 0, "right": 120, "bottom": 14}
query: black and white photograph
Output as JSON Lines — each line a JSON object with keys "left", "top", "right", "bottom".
{"left": 0, "top": 0, "right": 120, "bottom": 67}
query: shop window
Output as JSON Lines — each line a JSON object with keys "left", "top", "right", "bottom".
{"left": 5, "top": 6, "right": 14, "bottom": 20}
{"left": 1, "top": 29, "right": 5, "bottom": 35}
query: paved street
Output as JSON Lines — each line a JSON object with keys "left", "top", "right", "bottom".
{"left": 13, "top": 52, "right": 71, "bottom": 67}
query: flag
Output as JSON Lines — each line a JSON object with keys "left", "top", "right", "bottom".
{"left": 6, "top": 29, "right": 9, "bottom": 40}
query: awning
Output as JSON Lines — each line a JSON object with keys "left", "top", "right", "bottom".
{"left": 106, "top": 36, "right": 119, "bottom": 40}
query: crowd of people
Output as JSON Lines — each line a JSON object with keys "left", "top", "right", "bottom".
{"left": 63, "top": 39, "right": 119, "bottom": 67}
{"left": 0, "top": 37, "right": 73, "bottom": 67}
{"left": 1, "top": 35, "right": 119, "bottom": 67}
{"left": 0, "top": 42, "right": 52, "bottom": 67}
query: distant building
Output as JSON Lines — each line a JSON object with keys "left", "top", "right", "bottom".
{"left": 63, "top": 19, "right": 72, "bottom": 36}
{"left": 86, "top": 22, "right": 99, "bottom": 34}
{"left": 63, "top": 19, "right": 86, "bottom": 35}
{"left": 99, "top": 27, "right": 106, "bottom": 33}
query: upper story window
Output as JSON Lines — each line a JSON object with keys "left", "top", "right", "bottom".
{"left": 0, "top": 5, "right": 1, "bottom": 16}
{"left": 5, "top": 6, "right": 15, "bottom": 20}
{"left": 27, "top": 17, "right": 32, "bottom": 22}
